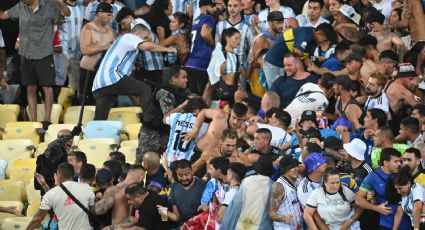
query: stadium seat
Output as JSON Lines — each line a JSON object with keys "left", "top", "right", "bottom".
{"left": 2, "top": 122, "right": 43, "bottom": 145}
{"left": 108, "top": 111, "right": 141, "bottom": 127}
{"left": 26, "top": 104, "right": 63, "bottom": 124}
{"left": 0, "top": 201, "right": 25, "bottom": 225}
{"left": 124, "top": 123, "right": 142, "bottom": 140}
{"left": 57, "top": 87, "right": 75, "bottom": 112}
{"left": 34, "top": 142, "right": 49, "bottom": 158}
{"left": 0, "top": 104, "right": 20, "bottom": 117}
{"left": 27, "top": 181, "right": 41, "bottom": 205}
{"left": 0, "top": 139, "right": 34, "bottom": 175}
{"left": 44, "top": 124, "right": 77, "bottom": 144}
{"left": 0, "top": 180, "right": 24, "bottom": 202}
{"left": 120, "top": 140, "right": 138, "bottom": 148}
{"left": 110, "top": 106, "right": 142, "bottom": 114}
{"left": 78, "top": 138, "right": 117, "bottom": 149}
{"left": 83, "top": 120, "right": 124, "bottom": 144}
{"left": 77, "top": 141, "right": 115, "bottom": 168}
{"left": 26, "top": 199, "right": 40, "bottom": 217}
{"left": 0, "top": 110, "right": 17, "bottom": 129}
{"left": 64, "top": 109, "right": 95, "bottom": 126}
{"left": 2, "top": 217, "right": 32, "bottom": 229}
{"left": 9, "top": 158, "right": 37, "bottom": 186}
{"left": 118, "top": 146, "right": 137, "bottom": 164}
{"left": 66, "top": 105, "right": 96, "bottom": 112}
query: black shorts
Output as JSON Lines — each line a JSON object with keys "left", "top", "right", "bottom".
{"left": 21, "top": 55, "right": 56, "bottom": 86}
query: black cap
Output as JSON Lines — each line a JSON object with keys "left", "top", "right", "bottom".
{"left": 199, "top": 0, "right": 215, "bottom": 7}
{"left": 323, "top": 136, "right": 343, "bottom": 151}
{"left": 344, "top": 52, "right": 363, "bottom": 63}
{"left": 116, "top": 7, "right": 135, "bottom": 23}
{"left": 267, "top": 11, "right": 284, "bottom": 21}
{"left": 96, "top": 2, "right": 113, "bottom": 13}
{"left": 334, "top": 75, "right": 352, "bottom": 90}
{"left": 397, "top": 63, "right": 416, "bottom": 78}
{"left": 300, "top": 127, "right": 322, "bottom": 141}
{"left": 254, "top": 155, "right": 275, "bottom": 177}
{"left": 95, "top": 168, "right": 113, "bottom": 185}
{"left": 379, "top": 50, "right": 399, "bottom": 63}
{"left": 279, "top": 155, "right": 300, "bottom": 174}
{"left": 299, "top": 110, "right": 318, "bottom": 127}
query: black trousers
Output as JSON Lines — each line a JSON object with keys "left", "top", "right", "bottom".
{"left": 93, "top": 76, "right": 150, "bottom": 120}
{"left": 185, "top": 67, "right": 208, "bottom": 96}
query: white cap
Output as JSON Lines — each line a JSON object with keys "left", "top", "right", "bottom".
{"left": 130, "top": 18, "right": 152, "bottom": 31}
{"left": 343, "top": 138, "right": 366, "bottom": 161}
{"left": 339, "top": 5, "right": 361, "bottom": 25}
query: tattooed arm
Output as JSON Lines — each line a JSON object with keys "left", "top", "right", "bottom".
{"left": 269, "top": 183, "right": 287, "bottom": 222}
{"left": 26, "top": 209, "right": 49, "bottom": 230}
{"left": 106, "top": 216, "right": 137, "bottom": 229}
{"left": 95, "top": 186, "right": 115, "bottom": 215}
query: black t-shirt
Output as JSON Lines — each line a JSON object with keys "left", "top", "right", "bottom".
{"left": 145, "top": 166, "right": 169, "bottom": 188}
{"left": 135, "top": 191, "right": 170, "bottom": 230}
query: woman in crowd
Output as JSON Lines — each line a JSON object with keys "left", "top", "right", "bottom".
{"left": 393, "top": 167, "right": 425, "bottom": 230}
{"left": 158, "top": 12, "right": 191, "bottom": 66}
{"left": 304, "top": 168, "right": 362, "bottom": 230}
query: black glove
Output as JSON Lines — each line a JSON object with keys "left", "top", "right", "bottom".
{"left": 71, "top": 125, "right": 82, "bottom": 136}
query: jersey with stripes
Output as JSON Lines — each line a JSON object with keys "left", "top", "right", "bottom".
{"left": 138, "top": 33, "right": 163, "bottom": 71}
{"left": 84, "top": 1, "right": 122, "bottom": 33}
{"left": 274, "top": 177, "right": 303, "bottom": 230}
{"left": 60, "top": 2, "right": 84, "bottom": 60}
{"left": 191, "top": 0, "right": 200, "bottom": 23}
{"left": 186, "top": 13, "right": 216, "bottom": 70}
{"left": 215, "top": 19, "right": 254, "bottom": 66}
{"left": 242, "top": 12, "right": 257, "bottom": 25}
{"left": 165, "top": 112, "right": 199, "bottom": 165}
{"left": 364, "top": 92, "right": 390, "bottom": 114}
{"left": 224, "top": 51, "right": 239, "bottom": 74}
{"left": 92, "top": 34, "right": 143, "bottom": 92}
{"left": 297, "top": 176, "right": 321, "bottom": 208}
{"left": 171, "top": 0, "right": 192, "bottom": 14}
{"left": 258, "top": 6, "right": 295, "bottom": 32}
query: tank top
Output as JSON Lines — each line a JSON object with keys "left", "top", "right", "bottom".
{"left": 274, "top": 176, "right": 303, "bottom": 230}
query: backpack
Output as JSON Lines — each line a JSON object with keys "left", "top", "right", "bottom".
{"left": 374, "top": 171, "right": 401, "bottom": 204}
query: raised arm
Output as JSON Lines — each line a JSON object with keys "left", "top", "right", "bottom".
{"left": 184, "top": 108, "right": 219, "bottom": 140}
{"left": 54, "top": 0, "right": 71, "bottom": 16}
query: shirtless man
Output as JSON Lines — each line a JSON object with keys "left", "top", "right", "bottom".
{"left": 192, "top": 129, "right": 249, "bottom": 174}
{"left": 373, "top": 0, "right": 425, "bottom": 46}
{"left": 95, "top": 164, "right": 145, "bottom": 227}
{"left": 184, "top": 102, "right": 248, "bottom": 161}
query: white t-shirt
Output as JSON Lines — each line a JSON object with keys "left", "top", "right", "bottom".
{"left": 297, "top": 177, "right": 322, "bottom": 208}
{"left": 295, "top": 14, "right": 330, "bottom": 28}
{"left": 306, "top": 186, "right": 355, "bottom": 230}
{"left": 373, "top": 0, "right": 392, "bottom": 23}
{"left": 40, "top": 181, "right": 95, "bottom": 230}
{"left": 400, "top": 183, "right": 425, "bottom": 225}
{"left": 222, "top": 185, "right": 239, "bottom": 206}
{"left": 257, "top": 123, "right": 291, "bottom": 153}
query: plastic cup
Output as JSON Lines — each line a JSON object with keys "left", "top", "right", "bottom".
{"left": 159, "top": 206, "right": 168, "bottom": 221}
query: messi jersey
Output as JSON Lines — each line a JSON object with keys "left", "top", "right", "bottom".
{"left": 186, "top": 13, "right": 216, "bottom": 70}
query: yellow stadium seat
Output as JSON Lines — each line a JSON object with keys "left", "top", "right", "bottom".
{"left": 118, "top": 146, "right": 137, "bottom": 164}
{"left": 26, "top": 104, "right": 63, "bottom": 124}
{"left": 0, "top": 139, "right": 34, "bottom": 175}
{"left": 0, "top": 180, "right": 24, "bottom": 202}
{"left": 66, "top": 105, "right": 96, "bottom": 113}
{"left": 0, "top": 104, "right": 20, "bottom": 117}
{"left": 64, "top": 109, "right": 95, "bottom": 126}
{"left": 124, "top": 123, "right": 142, "bottom": 140}
{"left": 34, "top": 142, "right": 48, "bottom": 158}
{"left": 2, "top": 122, "right": 43, "bottom": 145}
{"left": 78, "top": 138, "right": 116, "bottom": 146}
{"left": 0, "top": 201, "right": 24, "bottom": 224}
{"left": 110, "top": 106, "right": 142, "bottom": 113}
{"left": 9, "top": 158, "right": 37, "bottom": 186}
{"left": 0, "top": 110, "right": 17, "bottom": 128}
{"left": 26, "top": 199, "right": 40, "bottom": 217}
{"left": 108, "top": 111, "right": 141, "bottom": 127}
{"left": 2, "top": 217, "right": 32, "bottom": 229}
{"left": 27, "top": 181, "right": 41, "bottom": 205}
{"left": 120, "top": 140, "right": 139, "bottom": 148}
{"left": 44, "top": 124, "right": 77, "bottom": 144}
{"left": 57, "top": 87, "right": 75, "bottom": 111}
{"left": 77, "top": 142, "right": 114, "bottom": 168}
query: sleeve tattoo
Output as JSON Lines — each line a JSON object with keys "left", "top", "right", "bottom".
{"left": 269, "top": 182, "right": 286, "bottom": 222}
{"left": 95, "top": 187, "right": 115, "bottom": 215}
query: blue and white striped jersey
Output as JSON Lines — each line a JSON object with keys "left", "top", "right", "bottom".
{"left": 92, "top": 33, "right": 144, "bottom": 92}
{"left": 138, "top": 33, "right": 163, "bottom": 71}
{"left": 215, "top": 20, "right": 254, "bottom": 66}
{"left": 258, "top": 6, "right": 295, "bottom": 32}
{"left": 171, "top": 0, "right": 193, "bottom": 14}
{"left": 224, "top": 51, "right": 239, "bottom": 74}
{"left": 60, "top": 2, "right": 84, "bottom": 60}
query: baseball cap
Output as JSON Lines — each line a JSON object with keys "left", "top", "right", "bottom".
{"left": 397, "top": 63, "right": 416, "bottom": 78}
{"left": 338, "top": 5, "right": 361, "bottom": 25}
{"left": 267, "top": 11, "right": 284, "bottom": 21}
{"left": 199, "top": 0, "right": 215, "bottom": 7}
{"left": 323, "top": 136, "right": 343, "bottom": 151}
{"left": 299, "top": 110, "right": 319, "bottom": 127}
{"left": 130, "top": 18, "right": 152, "bottom": 31}
{"left": 343, "top": 138, "right": 366, "bottom": 161}
{"left": 147, "top": 181, "right": 163, "bottom": 190}
{"left": 305, "top": 152, "right": 328, "bottom": 175}
{"left": 279, "top": 154, "right": 300, "bottom": 174}
{"left": 96, "top": 2, "right": 113, "bottom": 14}
{"left": 334, "top": 75, "right": 352, "bottom": 90}
{"left": 95, "top": 168, "right": 113, "bottom": 185}
{"left": 343, "top": 52, "right": 363, "bottom": 63}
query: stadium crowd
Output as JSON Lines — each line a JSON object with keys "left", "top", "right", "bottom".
{"left": 0, "top": 0, "right": 425, "bottom": 229}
